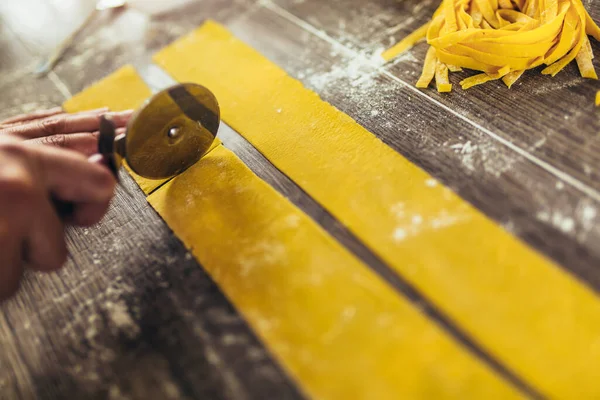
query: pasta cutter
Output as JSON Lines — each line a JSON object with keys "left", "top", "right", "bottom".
{"left": 99, "top": 82, "right": 220, "bottom": 180}
{"left": 54, "top": 82, "right": 219, "bottom": 218}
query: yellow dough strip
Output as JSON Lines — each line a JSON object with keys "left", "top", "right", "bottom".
{"left": 381, "top": 22, "right": 430, "bottom": 62}
{"left": 416, "top": 47, "right": 438, "bottom": 88}
{"left": 435, "top": 60, "right": 453, "bottom": 92}
{"left": 63, "top": 65, "right": 524, "bottom": 400}
{"left": 154, "top": 20, "right": 600, "bottom": 398}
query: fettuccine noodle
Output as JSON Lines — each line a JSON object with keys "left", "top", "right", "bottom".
{"left": 382, "top": 0, "right": 600, "bottom": 92}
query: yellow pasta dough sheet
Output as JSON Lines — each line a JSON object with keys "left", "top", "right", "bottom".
{"left": 152, "top": 20, "right": 600, "bottom": 398}
{"left": 64, "top": 66, "right": 523, "bottom": 400}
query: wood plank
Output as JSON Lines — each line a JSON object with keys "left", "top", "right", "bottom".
{"left": 1, "top": 172, "right": 304, "bottom": 399}
{"left": 1, "top": 0, "right": 598, "bottom": 397}
{"left": 153, "top": 18, "right": 600, "bottom": 397}
{"left": 52, "top": 0, "right": 255, "bottom": 94}
{"left": 0, "top": 23, "right": 37, "bottom": 77}
{"left": 245, "top": 1, "right": 600, "bottom": 290}
{"left": 0, "top": 2, "right": 304, "bottom": 397}
{"left": 217, "top": 123, "right": 541, "bottom": 397}
{"left": 0, "top": 74, "right": 67, "bottom": 122}
{"left": 268, "top": 0, "right": 600, "bottom": 199}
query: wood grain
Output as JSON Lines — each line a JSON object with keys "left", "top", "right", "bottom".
{"left": 0, "top": 1, "right": 304, "bottom": 398}
{"left": 252, "top": 0, "right": 600, "bottom": 290}
{"left": 1, "top": 0, "right": 600, "bottom": 398}
{"left": 1, "top": 172, "right": 304, "bottom": 400}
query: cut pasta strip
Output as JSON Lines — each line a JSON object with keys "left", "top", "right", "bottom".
{"left": 502, "top": 69, "right": 525, "bottom": 88}
{"left": 460, "top": 65, "right": 510, "bottom": 89}
{"left": 384, "top": 0, "right": 599, "bottom": 93}
{"left": 576, "top": 37, "right": 598, "bottom": 79}
{"left": 416, "top": 46, "right": 438, "bottom": 88}
{"left": 435, "top": 60, "right": 453, "bottom": 92}
{"left": 460, "top": 72, "right": 498, "bottom": 89}
{"left": 381, "top": 23, "right": 430, "bottom": 61}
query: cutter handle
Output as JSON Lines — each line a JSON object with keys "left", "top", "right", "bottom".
{"left": 49, "top": 115, "right": 119, "bottom": 220}
{"left": 52, "top": 196, "right": 75, "bottom": 219}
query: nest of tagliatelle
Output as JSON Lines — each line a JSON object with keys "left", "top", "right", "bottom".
{"left": 383, "top": 0, "right": 600, "bottom": 95}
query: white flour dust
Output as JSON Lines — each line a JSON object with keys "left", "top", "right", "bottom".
{"left": 303, "top": 54, "right": 381, "bottom": 94}
{"left": 446, "top": 138, "right": 518, "bottom": 177}
{"left": 390, "top": 201, "right": 471, "bottom": 243}
{"left": 537, "top": 210, "right": 575, "bottom": 234}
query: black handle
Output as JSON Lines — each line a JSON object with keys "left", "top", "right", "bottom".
{"left": 52, "top": 196, "right": 75, "bottom": 219}
{"left": 50, "top": 115, "right": 118, "bottom": 219}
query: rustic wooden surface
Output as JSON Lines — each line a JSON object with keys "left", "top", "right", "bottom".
{"left": 0, "top": 0, "right": 599, "bottom": 398}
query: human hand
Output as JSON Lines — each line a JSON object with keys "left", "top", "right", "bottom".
{"left": 0, "top": 106, "right": 132, "bottom": 156}
{"left": 0, "top": 107, "right": 132, "bottom": 301}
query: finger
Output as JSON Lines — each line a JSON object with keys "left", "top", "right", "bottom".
{"left": 0, "top": 144, "right": 45, "bottom": 288}
{"left": 27, "top": 131, "right": 99, "bottom": 156}
{"left": 0, "top": 107, "right": 63, "bottom": 126}
{"left": 25, "top": 196, "right": 67, "bottom": 272}
{"left": 105, "top": 110, "right": 134, "bottom": 127}
{"left": 0, "top": 107, "right": 108, "bottom": 133}
{"left": 32, "top": 145, "right": 116, "bottom": 204}
{"left": 0, "top": 225, "right": 25, "bottom": 301}
{"left": 2, "top": 109, "right": 132, "bottom": 139}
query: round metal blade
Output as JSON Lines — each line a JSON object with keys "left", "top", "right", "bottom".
{"left": 125, "top": 83, "right": 220, "bottom": 179}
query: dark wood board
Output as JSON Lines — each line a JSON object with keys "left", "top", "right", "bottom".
{"left": 1, "top": 170, "right": 304, "bottom": 400}
{"left": 0, "top": 0, "right": 599, "bottom": 398}
{"left": 0, "top": 1, "right": 304, "bottom": 399}
{"left": 258, "top": 0, "right": 600, "bottom": 290}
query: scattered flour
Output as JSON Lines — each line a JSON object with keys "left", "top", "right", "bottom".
{"left": 449, "top": 140, "right": 478, "bottom": 171}
{"left": 285, "top": 214, "right": 301, "bottom": 228}
{"left": 391, "top": 202, "right": 471, "bottom": 243}
{"left": 446, "top": 138, "right": 518, "bottom": 177}
{"left": 237, "top": 240, "right": 287, "bottom": 277}
{"left": 393, "top": 228, "right": 407, "bottom": 241}
{"left": 582, "top": 205, "right": 597, "bottom": 222}
{"left": 537, "top": 210, "right": 575, "bottom": 233}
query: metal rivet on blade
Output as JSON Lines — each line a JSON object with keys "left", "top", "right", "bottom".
{"left": 168, "top": 126, "right": 181, "bottom": 139}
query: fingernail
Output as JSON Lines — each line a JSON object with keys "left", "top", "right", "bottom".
{"left": 107, "top": 109, "right": 134, "bottom": 117}
{"left": 88, "top": 154, "right": 104, "bottom": 164}
{"left": 106, "top": 110, "right": 134, "bottom": 124}
{"left": 83, "top": 107, "right": 110, "bottom": 114}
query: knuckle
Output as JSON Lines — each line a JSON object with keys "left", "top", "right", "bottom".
{"left": 0, "top": 159, "right": 35, "bottom": 205}
{"left": 0, "top": 140, "right": 29, "bottom": 159}
{"left": 41, "top": 134, "right": 67, "bottom": 148}
{"left": 40, "top": 116, "right": 66, "bottom": 135}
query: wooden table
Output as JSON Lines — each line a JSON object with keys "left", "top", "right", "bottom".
{"left": 0, "top": 0, "right": 598, "bottom": 398}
